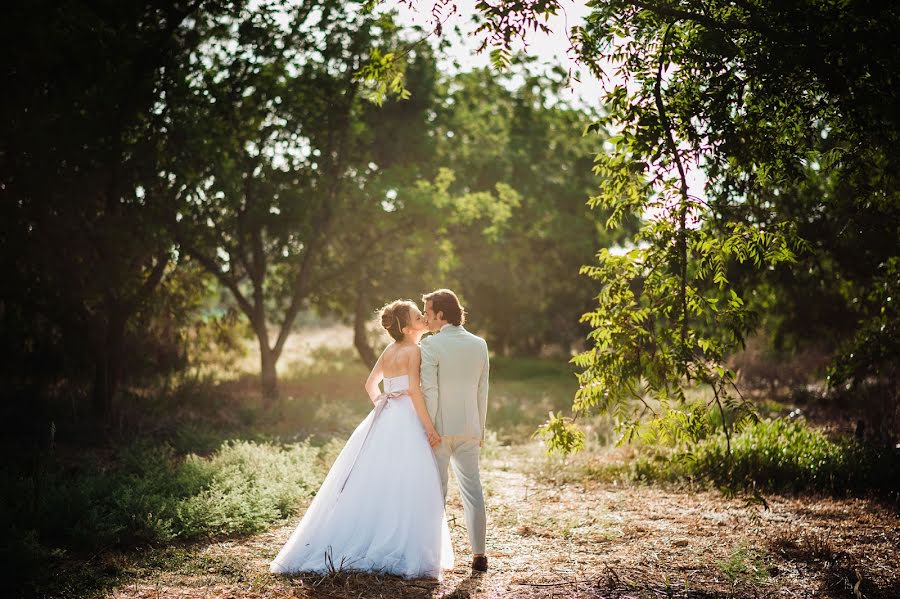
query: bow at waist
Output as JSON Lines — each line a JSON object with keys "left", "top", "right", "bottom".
{"left": 375, "top": 389, "right": 409, "bottom": 403}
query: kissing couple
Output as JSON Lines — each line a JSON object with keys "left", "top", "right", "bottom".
{"left": 270, "top": 288, "right": 490, "bottom": 579}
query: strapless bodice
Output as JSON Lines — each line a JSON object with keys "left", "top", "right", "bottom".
{"left": 383, "top": 374, "right": 410, "bottom": 394}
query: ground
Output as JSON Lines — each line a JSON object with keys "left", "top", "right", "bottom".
{"left": 102, "top": 444, "right": 899, "bottom": 599}
{"left": 27, "top": 330, "right": 895, "bottom": 598}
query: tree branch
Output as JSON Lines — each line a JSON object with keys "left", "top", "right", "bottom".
{"left": 126, "top": 250, "right": 170, "bottom": 314}
{"left": 174, "top": 231, "right": 259, "bottom": 329}
{"left": 652, "top": 21, "right": 691, "bottom": 372}
{"left": 625, "top": 0, "right": 746, "bottom": 32}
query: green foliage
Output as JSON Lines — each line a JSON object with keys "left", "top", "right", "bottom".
{"left": 355, "top": 47, "right": 411, "bottom": 106}
{"left": 717, "top": 543, "right": 771, "bottom": 591}
{"left": 431, "top": 60, "right": 633, "bottom": 355}
{"left": 496, "top": 0, "right": 900, "bottom": 455}
{"left": 332, "top": 55, "right": 631, "bottom": 361}
{"left": 638, "top": 418, "right": 899, "bottom": 499}
{"left": 533, "top": 411, "right": 585, "bottom": 453}
{"left": 362, "top": 0, "right": 900, "bottom": 481}
{"left": 533, "top": 416, "right": 899, "bottom": 500}
{"left": 828, "top": 257, "right": 899, "bottom": 391}
{"left": 533, "top": 0, "right": 814, "bottom": 456}
{"left": 0, "top": 0, "right": 227, "bottom": 415}
{"left": 562, "top": 214, "right": 800, "bottom": 452}
{"left": 472, "top": 0, "right": 560, "bottom": 68}
{"left": 2, "top": 440, "right": 325, "bottom": 569}
{"left": 161, "top": 0, "right": 397, "bottom": 398}
{"left": 174, "top": 440, "right": 323, "bottom": 538}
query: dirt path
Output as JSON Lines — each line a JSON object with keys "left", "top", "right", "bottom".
{"left": 107, "top": 445, "right": 899, "bottom": 599}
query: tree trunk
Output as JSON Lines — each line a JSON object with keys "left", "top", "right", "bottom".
{"left": 354, "top": 324, "right": 376, "bottom": 369}
{"left": 92, "top": 356, "right": 116, "bottom": 419}
{"left": 259, "top": 339, "right": 279, "bottom": 401}
{"left": 91, "top": 314, "right": 126, "bottom": 420}
{"left": 353, "top": 280, "right": 377, "bottom": 369}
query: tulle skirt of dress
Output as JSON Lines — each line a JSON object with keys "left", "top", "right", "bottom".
{"left": 269, "top": 393, "right": 454, "bottom": 579}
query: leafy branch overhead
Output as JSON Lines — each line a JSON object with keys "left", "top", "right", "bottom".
{"left": 564, "top": 2, "right": 896, "bottom": 455}
{"left": 355, "top": 47, "right": 412, "bottom": 106}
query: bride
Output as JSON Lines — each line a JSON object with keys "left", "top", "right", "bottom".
{"left": 269, "top": 300, "right": 454, "bottom": 579}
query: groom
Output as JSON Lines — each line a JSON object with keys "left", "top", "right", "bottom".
{"left": 420, "top": 289, "right": 490, "bottom": 573}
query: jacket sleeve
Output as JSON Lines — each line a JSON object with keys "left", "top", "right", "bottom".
{"left": 477, "top": 338, "right": 490, "bottom": 441}
{"left": 420, "top": 336, "right": 439, "bottom": 424}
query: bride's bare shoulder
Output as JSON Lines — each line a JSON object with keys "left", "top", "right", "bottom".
{"left": 399, "top": 342, "right": 420, "bottom": 356}
{"left": 393, "top": 343, "right": 420, "bottom": 364}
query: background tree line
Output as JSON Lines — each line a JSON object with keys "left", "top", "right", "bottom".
{"left": 0, "top": 0, "right": 622, "bottom": 431}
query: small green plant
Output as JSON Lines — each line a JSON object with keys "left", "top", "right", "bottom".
{"left": 677, "top": 417, "right": 899, "bottom": 497}
{"left": 717, "top": 543, "right": 770, "bottom": 593}
{"left": 534, "top": 411, "right": 585, "bottom": 453}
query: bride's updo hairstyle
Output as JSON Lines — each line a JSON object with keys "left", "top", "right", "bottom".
{"left": 379, "top": 299, "right": 416, "bottom": 342}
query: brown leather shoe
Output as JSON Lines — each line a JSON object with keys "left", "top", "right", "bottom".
{"left": 472, "top": 554, "right": 488, "bottom": 572}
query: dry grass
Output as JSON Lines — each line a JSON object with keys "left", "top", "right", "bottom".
{"left": 100, "top": 442, "right": 899, "bottom": 599}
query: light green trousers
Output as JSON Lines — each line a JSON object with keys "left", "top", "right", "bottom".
{"left": 433, "top": 435, "right": 486, "bottom": 555}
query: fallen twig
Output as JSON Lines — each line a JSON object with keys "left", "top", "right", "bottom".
{"left": 514, "top": 579, "right": 591, "bottom": 587}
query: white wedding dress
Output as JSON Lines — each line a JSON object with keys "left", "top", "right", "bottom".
{"left": 270, "top": 374, "right": 454, "bottom": 579}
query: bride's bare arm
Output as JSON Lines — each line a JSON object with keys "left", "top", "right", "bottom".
{"left": 364, "top": 346, "right": 389, "bottom": 403}
{"left": 406, "top": 347, "right": 438, "bottom": 437}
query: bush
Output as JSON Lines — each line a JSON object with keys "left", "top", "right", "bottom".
{"left": 643, "top": 418, "right": 900, "bottom": 498}
{"left": 174, "top": 440, "right": 323, "bottom": 538}
{"left": 2, "top": 439, "right": 328, "bottom": 590}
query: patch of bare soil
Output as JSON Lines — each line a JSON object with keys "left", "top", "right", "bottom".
{"left": 106, "top": 447, "right": 899, "bottom": 599}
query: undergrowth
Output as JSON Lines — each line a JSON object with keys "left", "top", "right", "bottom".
{"left": 2, "top": 439, "right": 334, "bottom": 595}
{"left": 534, "top": 417, "right": 900, "bottom": 501}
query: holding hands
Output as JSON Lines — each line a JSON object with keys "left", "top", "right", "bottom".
{"left": 426, "top": 427, "right": 442, "bottom": 448}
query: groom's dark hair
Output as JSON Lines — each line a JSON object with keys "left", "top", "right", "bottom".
{"left": 422, "top": 289, "right": 466, "bottom": 326}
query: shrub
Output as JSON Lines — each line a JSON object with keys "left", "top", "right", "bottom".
{"left": 174, "top": 440, "right": 323, "bottom": 538}
{"left": 2, "top": 438, "right": 328, "bottom": 586}
{"left": 646, "top": 418, "right": 899, "bottom": 498}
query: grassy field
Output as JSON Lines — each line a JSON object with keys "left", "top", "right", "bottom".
{"left": 5, "top": 333, "right": 899, "bottom": 598}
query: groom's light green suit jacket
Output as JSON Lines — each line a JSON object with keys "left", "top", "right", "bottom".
{"left": 420, "top": 325, "right": 490, "bottom": 440}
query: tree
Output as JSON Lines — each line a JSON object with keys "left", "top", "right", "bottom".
{"left": 160, "top": 0, "right": 388, "bottom": 398}
{"left": 325, "top": 48, "right": 621, "bottom": 364}
{"left": 311, "top": 34, "right": 448, "bottom": 367}
{"left": 431, "top": 59, "right": 633, "bottom": 355}
{"left": 0, "top": 0, "right": 217, "bottom": 419}
{"left": 349, "top": 47, "right": 635, "bottom": 358}
{"left": 560, "top": 0, "right": 900, "bottom": 447}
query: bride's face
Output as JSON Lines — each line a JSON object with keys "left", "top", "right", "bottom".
{"left": 405, "top": 306, "right": 428, "bottom": 335}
